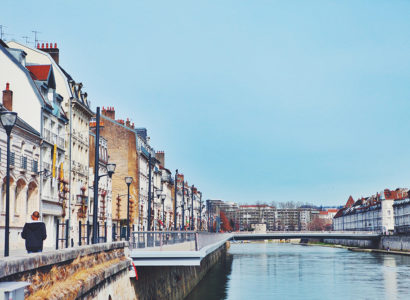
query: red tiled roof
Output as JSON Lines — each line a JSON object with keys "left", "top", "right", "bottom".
{"left": 327, "top": 209, "right": 338, "bottom": 213}
{"left": 384, "top": 188, "right": 408, "bottom": 200}
{"left": 319, "top": 211, "right": 328, "bottom": 215}
{"left": 345, "top": 196, "right": 354, "bottom": 208}
{"left": 26, "top": 65, "right": 51, "bottom": 81}
{"left": 240, "top": 205, "right": 269, "bottom": 208}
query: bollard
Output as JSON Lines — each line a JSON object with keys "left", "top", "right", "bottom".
{"left": 56, "top": 219, "right": 60, "bottom": 250}
{"left": 79, "top": 221, "right": 82, "bottom": 246}
{"left": 65, "top": 219, "right": 69, "bottom": 248}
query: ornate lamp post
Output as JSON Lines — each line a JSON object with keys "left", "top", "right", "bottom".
{"left": 1, "top": 111, "right": 17, "bottom": 257}
{"left": 125, "top": 176, "right": 133, "bottom": 240}
{"left": 92, "top": 161, "right": 116, "bottom": 244}
{"left": 191, "top": 185, "right": 195, "bottom": 230}
{"left": 154, "top": 189, "right": 162, "bottom": 230}
{"left": 161, "top": 194, "right": 166, "bottom": 229}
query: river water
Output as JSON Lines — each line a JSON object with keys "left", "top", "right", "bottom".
{"left": 185, "top": 242, "right": 410, "bottom": 300}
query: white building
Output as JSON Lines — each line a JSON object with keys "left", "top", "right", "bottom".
{"left": 392, "top": 191, "right": 410, "bottom": 233}
{"left": 333, "top": 189, "right": 399, "bottom": 233}
{"left": 0, "top": 40, "right": 68, "bottom": 248}
{"left": 7, "top": 41, "right": 94, "bottom": 245}
{"left": 0, "top": 86, "right": 42, "bottom": 251}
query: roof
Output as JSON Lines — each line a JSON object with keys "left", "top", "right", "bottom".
{"left": 345, "top": 196, "right": 355, "bottom": 208}
{"left": 26, "top": 65, "right": 51, "bottom": 81}
{"left": 319, "top": 211, "right": 328, "bottom": 215}
{"left": 384, "top": 188, "right": 408, "bottom": 200}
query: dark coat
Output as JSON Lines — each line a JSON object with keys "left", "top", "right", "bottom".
{"left": 21, "top": 221, "right": 47, "bottom": 251}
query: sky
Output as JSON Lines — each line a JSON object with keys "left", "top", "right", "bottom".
{"left": 2, "top": 0, "right": 410, "bottom": 206}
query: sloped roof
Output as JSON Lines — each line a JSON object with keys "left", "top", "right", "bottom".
{"left": 345, "top": 196, "right": 355, "bottom": 208}
{"left": 26, "top": 65, "right": 51, "bottom": 81}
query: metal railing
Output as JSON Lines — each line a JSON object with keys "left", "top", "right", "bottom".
{"left": 130, "top": 231, "right": 198, "bottom": 251}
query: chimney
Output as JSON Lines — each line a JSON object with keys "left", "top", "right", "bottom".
{"left": 2, "top": 83, "right": 13, "bottom": 111}
{"left": 156, "top": 151, "right": 165, "bottom": 167}
{"left": 40, "top": 42, "right": 60, "bottom": 64}
{"left": 102, "top": 106, "right": 115, "bottom": 120}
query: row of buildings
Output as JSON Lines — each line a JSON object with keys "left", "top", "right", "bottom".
{"left": 0, "top": 40, "right": 206, "bottom": 251}
{"left": 333, "top": 188, "right": 410, "bottom": 234}
{"left": 207, "top": 200, "right": 338, "bottom": 232}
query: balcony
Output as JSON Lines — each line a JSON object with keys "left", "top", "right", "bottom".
{"left": 43, "top": 128, "right": 65, "bottom": 149}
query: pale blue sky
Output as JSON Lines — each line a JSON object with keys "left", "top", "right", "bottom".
{"left": 2, "top": 1, "right": 410, "bottom": 205}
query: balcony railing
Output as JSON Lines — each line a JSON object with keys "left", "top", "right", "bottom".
{"left": 43, "top": 128, "right": 65, "bottom": 148}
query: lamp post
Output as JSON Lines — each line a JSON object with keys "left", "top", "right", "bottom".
{"left": 154, "top": 189, "right": 162, "bottom": 230}
{"left": 190, "top": 185, "right": 194, "bottom": 230}
{"left": 161, "top": 194, "right": 166, "bottom": 229}
{"left": 125, "top": 176, "right": 133, "bottom": 240}
{"left": 92, "top": 161, "right": 116, "bottom": 244}
{"left": 173, "top": 169, "right": 178, "bottom": 230}
{"left": 1, "top": 111, "right": 17, "bottom": 257}
{"left": 198, "top": 191, "right": 203, "bottom": 231}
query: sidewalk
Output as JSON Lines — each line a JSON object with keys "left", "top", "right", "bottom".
{"left": 0, "top": 247, "right": 54, "bottom": 258}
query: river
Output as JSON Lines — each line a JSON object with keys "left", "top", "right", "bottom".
{"left": 185, "top": 242, "right": 410, "bottom": 300}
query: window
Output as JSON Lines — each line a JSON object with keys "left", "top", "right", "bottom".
{"left": 32, "top": 160, "right": 38, "bottom": 173}
{"left": 21, "top": 156, "right": 27, "bottom": 170}
{"left": 10, "top": 152, "right": 15, "bottom": 166}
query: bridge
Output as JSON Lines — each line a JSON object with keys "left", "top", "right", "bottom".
{"left": 232, "top": 231, "right": 381, "bottom": 241}
{"left": 129, "top": 231, "right": 381, "bottom": 266}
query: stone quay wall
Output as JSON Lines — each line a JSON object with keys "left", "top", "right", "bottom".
{"left": 132, "top": 242, "right": 229, "bottom": 300}
{"left": 379, "top": 235, "right": 410, "bottom": 251}
{"left": 0, "top": 242, "right": 133, "bottom": 300}
{"left": 322, "top": 238, "right": 378, "bottom": 248}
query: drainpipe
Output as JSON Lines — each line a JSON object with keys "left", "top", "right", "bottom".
{"left": 68, "top": 97, "right": 73, "bottom": 244}
{"left": 39, "top": 109, "right": 44, "bottom": 220}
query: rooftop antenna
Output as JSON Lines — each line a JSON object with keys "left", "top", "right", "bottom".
{"left": 0, "top": 25, "right": 7, "bottom": 40}
{"left": 32, "top": 30, "right": 40, "bottom": 47}
{"left": 21, "top": 35, "right": 30, "bottom": 44}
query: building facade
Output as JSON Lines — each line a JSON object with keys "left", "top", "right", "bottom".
{"left": 333, "top": 189, "right": 398, "bottom": 233}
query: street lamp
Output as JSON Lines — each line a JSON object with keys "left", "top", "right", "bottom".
{"left": 1, "top": 111, "right": 17, "bottom": 257}
{"left": 154, "top": 189, "right": 162, "bottom": 230}
{"left": 191, "top": 185, "right": 194, "bottom": 230}
{"left": 161, "top": 194, "right": 166, "bottom": 229}
{"left": 125, "top": 176, "right": 133, "bottom": 240}
{"left": 92, "top": 160, "right": 116, "bottom": 244}
{"left": 106, "top": 163, "right": 116, "bottom": 177}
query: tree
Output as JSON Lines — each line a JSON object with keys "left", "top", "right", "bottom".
{"left": 220, "top": 211, "right": 232, "bottom": 232}
{"left": 307, "top": 217, "right": 332, "bottom": 231}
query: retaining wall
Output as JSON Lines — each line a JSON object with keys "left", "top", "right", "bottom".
{"left": 322, "top": 238, "right": 377, "bottom": 248}
{"left": 132, "top": 242, "right": 229, "bottom": 300}
{"left": 0, "top": 242, "right": 133, "bottom": 299}
{"left": 380, "top": 235, "right": 410, "bottom": 251}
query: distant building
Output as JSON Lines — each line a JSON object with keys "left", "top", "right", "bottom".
{"left": 333, "top": 189, "right": 399, "bottom": 233}
{"left": 237, "top": 205, "right": 276, "bottom": 231}
{"left": 392, "top": 191, "right": 410, "bottom": 233}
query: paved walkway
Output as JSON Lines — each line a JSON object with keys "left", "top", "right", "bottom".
{"left": 0, "top": 247, "right": 54, "bottom": 258}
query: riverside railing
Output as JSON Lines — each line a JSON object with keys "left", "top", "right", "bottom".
{"left": 130, "top": 231, "right": 199, "bottom": 251}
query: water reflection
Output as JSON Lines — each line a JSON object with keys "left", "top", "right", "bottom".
{"left": 185, "top": 254, "right": 233, "bottom": 300}
{"left": 186, "top": 243, "right": 410, "bottom": 300}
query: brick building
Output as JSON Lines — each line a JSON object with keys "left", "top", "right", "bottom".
{"left": 96, "top": 107, "right": 139, "bottom": 229}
